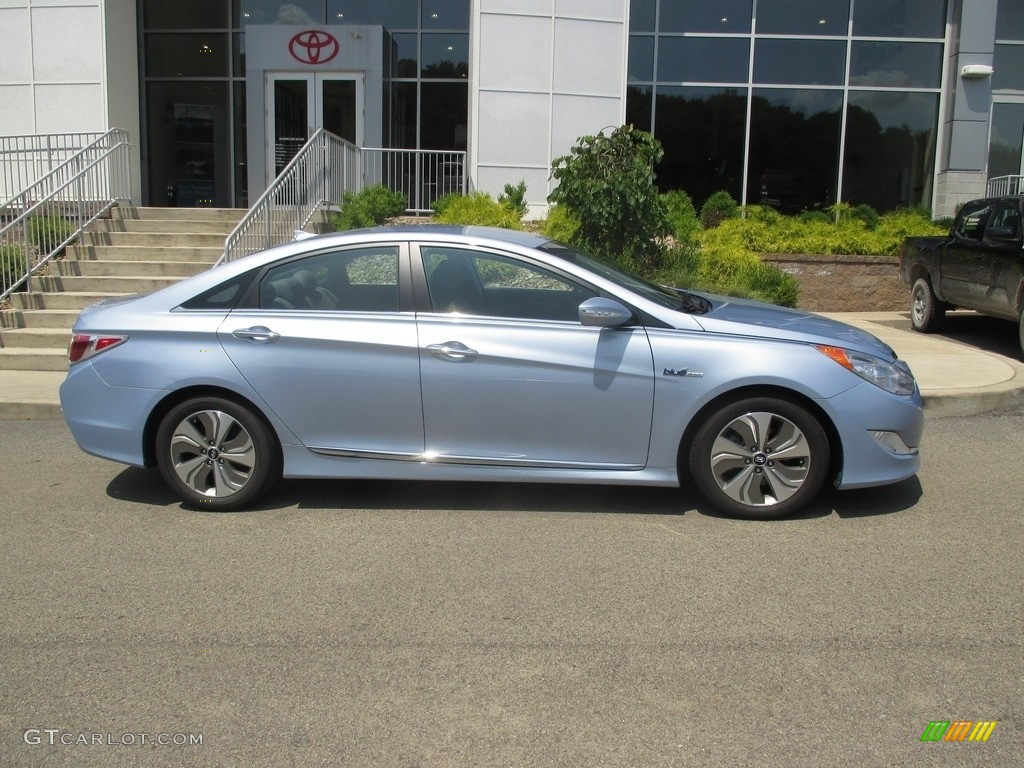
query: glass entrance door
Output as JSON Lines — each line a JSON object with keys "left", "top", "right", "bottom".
{"left": 266, "top": 72, "right": 364, "bottom": 180}
{"left": 989, "top": 99, "right": 1024, "bottom": 180}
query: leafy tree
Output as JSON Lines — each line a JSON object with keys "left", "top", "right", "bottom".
{"left": 549, "top": 125, "right": 670, "bottom": 270}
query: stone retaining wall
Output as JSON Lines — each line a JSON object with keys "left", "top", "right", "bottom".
{"left": 761, "top": 253, "right": 908, "bottom": 313}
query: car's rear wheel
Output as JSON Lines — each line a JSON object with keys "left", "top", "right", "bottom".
{"left": 688, "top": 397, "right": 830, "bottom": 520}
{"left": 910, "top": 277, "right": 945, "bottom": 332}
{"left": 155, "top": 397, "right": 280, "bottom": 511}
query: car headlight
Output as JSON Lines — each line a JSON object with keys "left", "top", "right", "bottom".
{"left": 815, "top": 345, "right": 917, "bottom": 396}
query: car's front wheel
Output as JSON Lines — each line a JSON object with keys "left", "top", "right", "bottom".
{"left": 910, "top": 277, "right": 945, "bottom": 332}
{"left": 155, "top": 396, "right": 281, "bottom": 511}
{"left": 688, "top": 397, "right": 830, "bottom": 520}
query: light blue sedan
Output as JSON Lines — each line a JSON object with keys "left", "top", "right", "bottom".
{"left": 60, "top": 226, "right": 923, "bottom": 519}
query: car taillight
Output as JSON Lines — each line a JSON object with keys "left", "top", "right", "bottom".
{"left": 68, "top": 334, "right": 128, "bottom": 364}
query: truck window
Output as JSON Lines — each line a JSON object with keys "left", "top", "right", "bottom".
{"left": 954, "top": 204, "right": 991, "bottom": 242}
{"left": 986, "top": 204, "right": 1021, "bottom": 240}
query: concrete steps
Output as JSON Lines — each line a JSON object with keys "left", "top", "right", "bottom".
{"left": 0, "top": 206, "right": 245, "bottom": 379}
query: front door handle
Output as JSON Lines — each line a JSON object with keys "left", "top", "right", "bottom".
{"left": 232, "top": 326, "right": 280, "bottom": 343}
{"left": 426, "top": 341, "right": 478, "bottom": 361}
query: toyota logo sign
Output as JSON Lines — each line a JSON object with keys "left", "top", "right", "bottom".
{"left": 288, "top": 30, "right": 340, "bottom": 65}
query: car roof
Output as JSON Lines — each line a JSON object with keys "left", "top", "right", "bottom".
{"left": 339, "top": 223, "right": 553, "bottom": 249}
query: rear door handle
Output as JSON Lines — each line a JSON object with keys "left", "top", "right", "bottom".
{"left": 426, "top": 341, "right": 478, "bottom": 361}
{"left": 232, "top": 326, "right": 280, "bottom": 343}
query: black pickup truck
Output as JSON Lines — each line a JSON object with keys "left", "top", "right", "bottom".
{"left": 899, "top": 195, "right": 1024, "bottom": 354}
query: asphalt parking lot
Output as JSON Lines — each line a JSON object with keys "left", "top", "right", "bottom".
{"left": 1, "top": 413, "right": 1021, "bottom": 767}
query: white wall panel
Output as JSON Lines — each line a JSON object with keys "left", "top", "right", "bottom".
{"left": 35, "top": 83, "right": 105, "bottom": 132}
{"left": 32, "top": 5, "right": 103, "bottom": 82}
{"left": 478, "top": 14, "right": 552, "bottom": 91}
{"left": 0, "top": 86, "right": 34, "bottom": 132}
{"left": 553, "top": 18, "right": 624, "bottom": 97}
{"left": 477, "top": 90, "right": 551, "bottom": 166}
{"left": 556, "top": 0, "right": 625, "bottom": 20}
{"left": 0, "top": 8, "right": 33, "bottom": 83}
{"left": 478, "top": 0, "right": 553, "bottom": 15}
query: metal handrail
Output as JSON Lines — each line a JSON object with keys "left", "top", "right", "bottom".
{"left": 986, "top": 175, "right": 1024, "bottom": 197}
{"left": 220, "top": 133, "right": 468, "bottom": 265}
{"left": 219, "top": 129, "right": 360, "bottom": 265}
{"left": 1, "top": 128, "right": 132, "bottom": 302}
{"left": 1, "top": 131, "right": 110, "bottom": 200}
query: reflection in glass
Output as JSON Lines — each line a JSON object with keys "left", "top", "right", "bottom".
{"left": 233, "top": 82, "right": 248, "bottom": 207}
{"left": 146, "top": 34, "right": 230, "bottom": 78}
{"left": 748, "top": 89, "right": 842, "bottom": 211}
{"left": 852, "top": 0, "right": 947, "bottom": 39}
{"left": 657, "top": 37, "right": 750, "bottom": 83}
{"left": 988, "top": 103, "right": 1024, "bottom": 178}
{"left": 390, "top": 82, "right": 417, "bottom": 148}
{"left": 756, "top": 0, "right": 849, "bottom": 36}
{"left": 326, "top": 0, "right": 418, "bottom": 28}
{"left": 421, "top": 82, "right": 468, "bottom": 149}
{"left": 630, "top": 0, "right": 656, "bottom": 32}
{"left": 421, "top": 34, "right": 468, "bottom": 78}
{"left": 993, "top": 44, "right": 1024, "bottom": 91}
{"left": 628, "top": 36, "right": 655, "bottom": 83}
{"left": 850, "top": 41, "right": 943, "bottom": 88}
{"left": 626, "top": 86, "right": 653, "bottom": 133}
{"left": 660, "top": 0, "right": 752, "bottom": 33}
{"left": 146, "top": 0, "right": 227, "bottom": 29}
{"left": 238, "top": 1, "right": 323, "bottom": 26}
{"left": 843, "top": 91, "right": 938, "bottom": 211}
{"left": 754, "top": 39, "right": 846, "bottom": 85}
{"left": 422, "top": 0, "right": 470, "bottom": 30}
{"left": 391, "top": 33, "right": 418, "bottom": 78}
{"left": 996, "top": 0, "right": 1024, "bottom": 41}
{"left": 655, "top": 87, "right": 746, "bottom": 205}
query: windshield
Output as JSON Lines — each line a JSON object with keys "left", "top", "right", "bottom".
{"left": 539, "top": 242, "right": 711, "bottom": 314}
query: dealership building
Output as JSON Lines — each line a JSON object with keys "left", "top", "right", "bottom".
{"left": 2, "top": 0, "right": 1022, "bottom": 217}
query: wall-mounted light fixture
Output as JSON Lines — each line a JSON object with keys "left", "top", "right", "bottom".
{"left": 961, "top": 64, "right": 994, "bottom": 78}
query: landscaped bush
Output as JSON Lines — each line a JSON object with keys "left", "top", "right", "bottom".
{"left": 26, "top": 212, "right": 73, "bottom": 251}
{"left": 661, "top": 189, "right": 701, "bottom": 249}
{"left": 498, "top": 180, "right": 529, "bottom": 219}
{"left": 699, "top": 190, "right": 739, "bottom": 229}
{"left": 539, "top": 204, "right": 580, "bottom": 243}
{"left": 331, "top": 185, "right": 407, "bottom": 230}
{"left": 549, "top": 125, "right": 670, "bottom": 270}
{"left": 432, "top": 192, "right": 524, "bottom": 229}
{"left": 1, "top": 241, "right": 27, "bottom": 293}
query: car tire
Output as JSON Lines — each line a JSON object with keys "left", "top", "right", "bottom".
{"left": 688, "top": 397, "right": 830, "bottom": 520}
{"left": 155, "top": 396, "right": 281, "bottom": 511}
{"left": 910, "top": 277, "right": 945, "bottom": 332}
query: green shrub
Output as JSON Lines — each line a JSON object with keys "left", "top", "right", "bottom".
{"left": 498, "top": 180, "right": 528, "bottom": 219}
{"left": 432, "top": 192, "right": 458, "bottom": 217}
{"left": 433, "top": 192, "right": 524, "bottom": 229}
{"left": 661, "top": 189, "right": 701, "bottom": 249}
{"left": 1, "top": 241, "right": 27, "bottom": 293}
{"left": 26, "top": 212, "right": 73, "bottom": 251}
{"left": 549, "top": 125, "right": 670, "bottom": 270}
{"left": 851, "top": 203, "right": 880, "bottom": 230}
{"left": 539, "top": 204, "right": 580, "bottom": 243}
{"left": 699, "top": 190, "right": 739, "bottom": 229}
{"left": 799, "top": 209, "right": 831, "bottom": 224}
{"left": 331, "top": 185, "right": 407, "bottom": 230}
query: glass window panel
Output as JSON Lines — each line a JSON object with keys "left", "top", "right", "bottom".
{"left": 422, "top": 0, "right": 470, "bottom": 30}
{"left": 748, "top": 89, "right": 843, "bottom": 211}
{"left": 146, "top": 81, "right": 231, "bottom": 208}
{"left": 626, "top": 86, "right": 653, "bottom": 132}
{"left": 843, "top": 91, "right": 939, "bottom": 211}
{"left": 327, "top": 0, "right": 418, "bottom": 28}
{"left": 850, "top": 41, "right": 943, "bottom": 88}
{"left": 233, "top": 81, "right": 248, "bottom": 207}
{"left": 628, "top": 36, "right": 655, "bottom": 83}
{"left": 993, "top": 44, "right": 1024, "bottom": 91}
{"left": 146, "top": 33, "right": 230, "bottom": 78}
{"left": 654, "top": 87, "right": 746, "bottom": 204}
{"left": 853, "top": 0, "right": 947, "bottom": 38}
{"left": 390, "top": 82, "right": 418, "bottom": 148}
{"left": 996, "top": 0, "right": 1024, "bottom": 41}
{"left": 657, "top": 37, "right": 750, "bottom": 83}
{"left": 630, "top": 0, "right": 656, "bottom": 32}
{"left": 420, "top": 82, "right": 468, "bottom": 149}
{"left": 422, "top": 33, "right": 468, "bottom": 78}
{"left": 756, "top": 0, "right": 849, "bottom": 36}
{"left": 989, "top": 103, "right": 1024, "bottom": 178}
{"left": 754, "top": 39, "right": 846, "bottom": 85}
{"left": 391, "top": 33, "right": 418, "bottom": 78}
{"left": 147, "top": 0, "right": 228, "bottom": 29}
{"left": 660, "top": 0, "right": 753, "bottom": 33}
{"left": 233, "top": 32, "right": 245, "bottom": 77}
{"left": 239, "top": 1, "right": 323, "bottom": 26}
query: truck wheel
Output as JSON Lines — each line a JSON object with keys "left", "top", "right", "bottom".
{"left": 910, "top": 277, "right": 945, "bottom": 332}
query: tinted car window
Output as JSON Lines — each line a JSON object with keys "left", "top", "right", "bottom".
{"left": 180, "top": 270, "right": 256, "bottom": 310}
{"left": 422, "top": 246, "right": 595, "bottom": 321}
{"left": 955, "top": 204, "right": 992, "bottom": 242}
{"left": 259, "top": 246, "right": 400, "bottom": 311}
{"left": 986, "top": 204, "right": 1021, "bottom": 240}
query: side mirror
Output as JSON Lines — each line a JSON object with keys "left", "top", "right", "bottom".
{"left": 578, "top": 297, "right": 633, "bottom": 327}
{"left": 987, "top": 225, "right": 1019, "bottom": 242}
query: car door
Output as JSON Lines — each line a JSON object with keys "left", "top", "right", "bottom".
{"left": 979, "top": 203, "right": 1024, "bottom": 319}
{"left": 941, "top": 201, "right": 994, "bottom": 308}
{"left": 218, "top": 244, "right": 425, "bottom": 455}
{"left": 415, "top": 244, "right": 655, "bottom": 469}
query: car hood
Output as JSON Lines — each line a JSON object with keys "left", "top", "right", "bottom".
{"left": 689, "top": 294, "right": 898, "bottom": 359}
